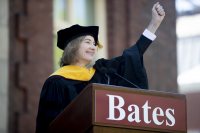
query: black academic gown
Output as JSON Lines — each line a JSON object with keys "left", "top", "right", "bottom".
{"left": 36, "top": 35, "right": 152, "bottom": 133}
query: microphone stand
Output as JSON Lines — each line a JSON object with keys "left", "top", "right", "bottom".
{"left": 113, "top": 72, "right": 141, "bottom": 89}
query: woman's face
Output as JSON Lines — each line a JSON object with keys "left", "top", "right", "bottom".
{"left": 76, "top": 35, "right": 97, "bottom": 66}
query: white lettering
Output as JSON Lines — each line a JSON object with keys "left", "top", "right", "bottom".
{"left": 142, "top": 101, "right": 151, "bottom": 124}
{"left": 127, "top": 104, "right": 141, "bottom": 123}
{"left": 107, "top": 94, "right": 126, "bottom": 120}
{"left": 105, "top": 95, "right": 176, "bottom": 127}
{"left": 152, "top": 107, "right": 164, "bottom": 125}
{"left": 166, "top": 108, "right": 175, "bottom": 126}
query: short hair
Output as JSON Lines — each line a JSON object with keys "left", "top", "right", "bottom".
{"left": 59, "top": 36, "right": 86, "bottom": 67}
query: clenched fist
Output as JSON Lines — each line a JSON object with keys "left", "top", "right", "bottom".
{"left": 147, "top": 2, "right": 165, "bottom": 34}
{"left": 153, "top": 2, "right": 165, "bottom": 23}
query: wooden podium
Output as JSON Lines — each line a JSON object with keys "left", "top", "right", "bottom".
{"left": 49, "top": 83, "right": 187, "bottom": 133}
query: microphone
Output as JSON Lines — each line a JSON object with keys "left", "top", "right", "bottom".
{"left": 105, "top": 73, "right": 110, "bottom": 85}
{"left": 100, "top": 68, "right": 110, "bottom": 85}
{"left": 107, "top": 68, "right": 141, "bottom": 89}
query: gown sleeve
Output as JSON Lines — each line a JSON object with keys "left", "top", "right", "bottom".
{"left": 36, "top": 76, "right": 72, "bottom": 133}
{"left": 94, "top": 35, "right": 152, "bottom": 89}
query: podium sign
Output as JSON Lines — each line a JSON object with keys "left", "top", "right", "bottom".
{"left": 95, "top": 88, "right": 186, "bottom": 133}
{"left": 49, "top": 84, "right": 187, "bottom": 133}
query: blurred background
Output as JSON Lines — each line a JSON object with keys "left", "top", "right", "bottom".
{"left": 0, "top": 0, "right": 199, "bottom": 133}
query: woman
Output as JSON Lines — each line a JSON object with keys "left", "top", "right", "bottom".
{"left": 36, "top": 2, "right": 165, "bottom": 133}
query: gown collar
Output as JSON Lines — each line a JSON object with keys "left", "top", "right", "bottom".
{"left": 51, "top": 65, "right": 96, "bottom": 81}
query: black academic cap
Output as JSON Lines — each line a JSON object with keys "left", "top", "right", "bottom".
{"left": 57, "top": 24, "right": 99, "bottom": 50}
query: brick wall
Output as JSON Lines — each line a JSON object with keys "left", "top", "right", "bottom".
{"left": 8, "top": 0, "right": 53, "bottom": 133}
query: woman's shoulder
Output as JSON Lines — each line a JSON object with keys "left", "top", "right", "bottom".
{"left": 40, "top": 75, "right": 79, "bottom": 98}
{"left": 44, "top": 75, "right": 66, "bottom": 84}
{"left": 94, "top": 57, "right": 123, "bottom": 75}
{"left": 43, "top": 75, "right": 83, "bottom": 88}
{"left": 95, "top": 57, "right": 122, "bottom": 67}
{"left": 41, "top": 75, "right": 67, "bottom": 92}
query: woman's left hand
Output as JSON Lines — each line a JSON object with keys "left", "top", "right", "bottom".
{"left": 152, "top": 2, "right": 165, "bottom": 24}
{"left": 147, "top": 2, "right": 165, "bottom": 34}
